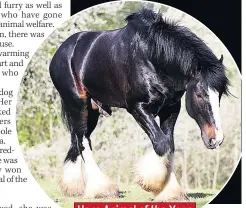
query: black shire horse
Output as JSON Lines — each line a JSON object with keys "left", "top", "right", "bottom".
{"left": 49, "top": 9, "right": 229, "bottom": 201}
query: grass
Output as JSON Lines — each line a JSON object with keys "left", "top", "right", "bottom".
{"left": 37, "top": 179, "right": 217, "bottom": 208}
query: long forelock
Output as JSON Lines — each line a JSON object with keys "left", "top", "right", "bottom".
{"left": 202, "top": 65, "right": 230, "bottom": 98}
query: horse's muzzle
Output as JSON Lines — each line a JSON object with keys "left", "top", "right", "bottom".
{"left": 204, "top": 137, "right": 224, "bottom": 149}
{"left": 201, "top": 125, "right": 224, "bottom": 149}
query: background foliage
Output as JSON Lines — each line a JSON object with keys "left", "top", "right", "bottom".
{"left": 17, "top": 1, "right": 241, "bottom": 195}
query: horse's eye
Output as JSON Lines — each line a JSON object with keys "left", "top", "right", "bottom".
{"left": 196, "top": 93, "right": 202, "bottom": 99}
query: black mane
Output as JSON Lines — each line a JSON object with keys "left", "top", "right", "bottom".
{"left": 125, "top": 8, "right": 158, "bottom": 25}
{"left": 125, "top": 9, "right": 229, "bottom": 96}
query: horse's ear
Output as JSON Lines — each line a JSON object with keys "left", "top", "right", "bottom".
{"left": 219, "top": 54, "right": 224, "bottom": 63}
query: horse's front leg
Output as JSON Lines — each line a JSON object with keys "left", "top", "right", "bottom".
{"left": 129, "top": 102, "right": 172, "bottom": 195}
{"left": 154, "top": 102, "right": 188, "bottom": 201}
{"left": 133, "top": 102, "right": 187, "bottom": 201}
{"left": 82, "top": 104, "right": 118, "bottom": 199}
{"left": 130, "top": 103, "right": 172, "bottom": 157}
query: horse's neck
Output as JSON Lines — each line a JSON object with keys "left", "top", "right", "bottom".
{"left": 150, "top": 62, "right": 188, "bottom": 91}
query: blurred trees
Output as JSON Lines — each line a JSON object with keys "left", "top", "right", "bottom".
{"left": 17, "top": 1, "right": 241, "bottom": 191}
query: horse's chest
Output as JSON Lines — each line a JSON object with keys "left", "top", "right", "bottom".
{"left": 164, "top": 90, "right": 185, "bottom": 106}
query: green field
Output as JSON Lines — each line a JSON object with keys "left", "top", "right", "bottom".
{"left": 37, "top": 179, "right": 217, "bottom": 208}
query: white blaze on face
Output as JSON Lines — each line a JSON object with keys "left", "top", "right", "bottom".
{"left": 208, "top": 87, "right": 224, "bottom": 144}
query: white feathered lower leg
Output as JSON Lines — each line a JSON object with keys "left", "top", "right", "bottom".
{"left": 59, "top": 156, "right": 85, "bottom": 196}
{"left": 82, "top": 139, "right": 119, "bottom": 198}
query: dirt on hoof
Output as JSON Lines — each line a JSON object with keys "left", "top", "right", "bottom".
{"left": 154, "top": 189, "right": 189, "bottom": 202}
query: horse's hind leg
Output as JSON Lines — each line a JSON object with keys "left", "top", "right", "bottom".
{"left": 82, "top": 101, "right": 119, "bottom": 199}
{"left": 59, "top": 94, "right": 118, "bottom": 198}
{"left": 59, "top": 131, "right": 85, "bottom": 196}
{"left": 59, "top": 99, "right": 88, "bottom": 196}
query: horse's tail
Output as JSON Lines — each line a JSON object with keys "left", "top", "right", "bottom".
{"left": 60, "top": 97, "right": 74, "bottom": 133}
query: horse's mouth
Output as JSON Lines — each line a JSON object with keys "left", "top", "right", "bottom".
{"left": 205, "top": 143, "right": 217, "bottom": 149}
{"left": 203, "top": 137, "right": 224, "bottom": 149}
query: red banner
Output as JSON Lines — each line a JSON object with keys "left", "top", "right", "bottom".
{"left": 74, "top": 202, "right": 196, "bottom": 208}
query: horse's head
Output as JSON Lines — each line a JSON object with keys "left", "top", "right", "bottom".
{"left": 185, "top": 55, "right": 229, "bottom": 149}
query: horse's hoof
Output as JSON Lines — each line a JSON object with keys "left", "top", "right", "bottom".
{"left": 154, "top": 171, "right": 188, "bottom": 202}
{"left": 154, "top": 186, "right": 189, "bottom": 202}
{"left": 59, "top": 178, "right": 85, "bottom": 196}
{"left": 84, "top": 175, "right": 119, "bottom": 199}
{"left": 154, "top": 193, "right": 189, "bottom": 202}
{"left": 59, "top": 159, "right": 85, "bottom": 196}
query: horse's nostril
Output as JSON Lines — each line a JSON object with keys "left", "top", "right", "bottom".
{"left": 210, "top": 138, "right": 216, "bottom": 146}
